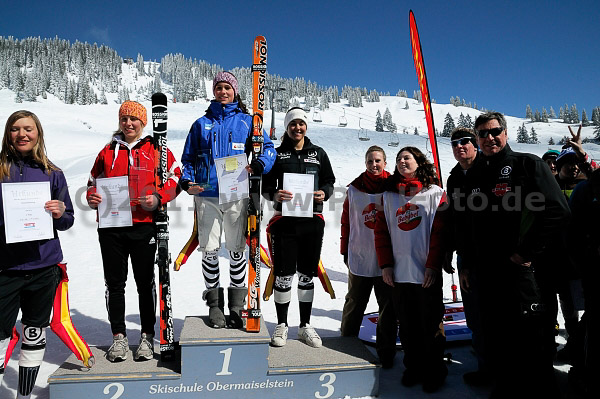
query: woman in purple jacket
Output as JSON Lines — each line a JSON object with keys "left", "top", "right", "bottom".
{"left": 0, "top": 110, "right": 74, "bottom": 398}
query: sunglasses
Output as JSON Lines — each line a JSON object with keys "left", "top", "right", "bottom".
{"left": 476, "top": 127, "right": 504, "bottom": 138}
{"left": 451, "top": 137, "right": 472, "bottom": 147}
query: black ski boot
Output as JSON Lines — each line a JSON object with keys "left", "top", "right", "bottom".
{"left": 227, "top": 287, "right": 247, "bottom": 329}
{"left": 203, "top": 288, "right": 226, "bottom": 328}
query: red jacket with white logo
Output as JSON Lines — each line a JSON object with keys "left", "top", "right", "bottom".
{"left": 86, "top": 134, "right": 181, "bottom": 224}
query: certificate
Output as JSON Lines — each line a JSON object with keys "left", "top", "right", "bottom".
{"left": 96, "top": 176, "right": 133, "bottom": 228}
{"left": 215, "top": 154, "right": 249, "bottom": 204}
{"left": 282, "top": 173, "right": 314, "bottom": 217}
{"left": 2, "top": 181, "right": 54, "bottom": 243}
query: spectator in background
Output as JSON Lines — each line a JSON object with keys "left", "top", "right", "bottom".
{"left": 542, "top": 149, "right": 560, "bottom": 175}
{"left": 566, "top": 168, "right": 600, "bottom": 397}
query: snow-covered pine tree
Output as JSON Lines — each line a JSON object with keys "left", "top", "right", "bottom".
{"left": 413, "top": 90, "right": 421, "bottom": 102}
{"left": 541, "top": 108, "right": 549, "bottom": 123}
{"left": 404, "top": 101, "right": 409, "bottom": 110}
{"left": 516, "top": 124, "right": 530, "bottom": 143}
{"left": 383, "top": 108, "right": 394, "bottom": 131}
{"left": 442, "top": 113, "right": 455, "bottom": 137}
{"left": 592, "top": 107, "right": 600, "bottom": 126}
{"left": 581, "top": 109, "right": 589, "bottom": 126}
{"left": 549, "top": 106, "right": 556, "bottom": 119}
{"left": 465, "top": 114, "right": 473, "bottom": 128}
{"left": 563, "top": 103, "right": 571, "bottom": 123}
{"left": 136, "top": 53, "right": 145, "bottom": 76}
{"left": 593, "top": 107, "right": 600, "bottom": 140}
{"left": 548, "top": 137, "right": 555, "bottom": 145}
{"left": 375, "top": 110, "right": 384, "bottom": 132}
{"left": 526, "top": 104, "right": 533, "bottom": 120}
{"left": 570, "top": 104, "right": 579, "bottom": 123}
{"left": 99, "top": 88, "right": 107, "bottom": 104}
{"left": 529, "top": 127, "right": 539, "bottom": 144}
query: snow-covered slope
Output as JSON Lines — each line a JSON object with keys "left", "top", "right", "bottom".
{"left": 0, "top": 90, "right": 581, "bottom": 398}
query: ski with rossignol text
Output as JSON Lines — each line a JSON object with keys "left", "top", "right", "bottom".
{"left": 152, "top": 92, "right": 176, "bottom": 359}
{"left": 244, "top": 35, "right": 267, "bottom": 332}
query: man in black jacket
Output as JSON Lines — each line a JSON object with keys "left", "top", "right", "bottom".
{"left": 446, "top": 127, "right": 490, "bottom": 386}
{"left": 455, "top": 112, "right": 570, "bottom": 398}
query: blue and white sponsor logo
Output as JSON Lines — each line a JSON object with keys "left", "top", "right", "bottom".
{"left": 205, "top": 123, "right": 213, "bottom": 130}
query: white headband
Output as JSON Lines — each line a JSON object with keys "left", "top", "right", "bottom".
{"left": 284, "top": 108, "right": 309, "bottom": 131}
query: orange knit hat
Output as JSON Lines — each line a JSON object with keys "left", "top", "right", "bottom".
{"left": 119, "top": 101, "right": 147, "bottom": 126}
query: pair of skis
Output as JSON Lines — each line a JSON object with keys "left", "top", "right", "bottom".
{"left": 244, "top": 35, "right": 268, "bottom": 332}
{"left": 152, "top": 93, "right": 176, "bottom": 361}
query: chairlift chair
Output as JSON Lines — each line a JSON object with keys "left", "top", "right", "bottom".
{"left": 313, "top": 110, "right": 322, "bottom": 123}
{"left": 388, "top": 132, "right": 399, "bottom": 147}
{"left": 357, "top": 118, "right": 370, "bottom": 141}
{"left": 338, "top": 109, "right": 348, "bottom": 127}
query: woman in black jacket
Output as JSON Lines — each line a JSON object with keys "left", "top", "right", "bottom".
{"left": 262, "top": 107, "right": 335, "bottom": 348}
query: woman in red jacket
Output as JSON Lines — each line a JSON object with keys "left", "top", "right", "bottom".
{"left": 87, "top": 101, "right": 181, "bottom": 362}
{"left": 374, "top": 146, "right": 447, "bottom": 393}
{"left": 340, "top": 145, "right": 396, "bottom": 367}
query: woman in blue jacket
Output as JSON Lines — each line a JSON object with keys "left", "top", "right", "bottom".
{"left": 180, "top": 71, "right": 275, "bottom": 328}
{"left": 0, "top": 110, "right": 74, "bottom": 397}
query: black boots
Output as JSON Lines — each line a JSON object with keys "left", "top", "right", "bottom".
{"left": 227, "top": 287, "right": 247, "bottom": 329}
{"left": 203, "top": 287, "right": 247, "bottom": 329}
{"left": 203, "top": 288, "right": 226, "bottom": 328}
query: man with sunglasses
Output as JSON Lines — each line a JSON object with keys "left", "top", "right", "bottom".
{"left": 445, "top": 127, "right": 491, "bottom": 386}
{"left": 454, "top": 112, "right": 570, "bottom": 398}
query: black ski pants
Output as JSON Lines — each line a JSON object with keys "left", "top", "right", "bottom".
{"left": 476, "top": 260, "right": 558, "bottom": 398}
{"left": 391, "top": 280, "right": 446, "bottom": 378}
{"left": 98, "top": 223, "right": 157, "bottom": 336}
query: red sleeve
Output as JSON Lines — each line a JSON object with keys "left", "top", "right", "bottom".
{"left": 340, "top": 195, "right": 350, "bottom": 254}
{"left": 86, "top": 148, "right": 106, "bottom": 200}
{"left": 374, "top": 198, "right": 394, "bottom": 268}
{"left": 425, "top": 192, "right": 449, "bottom": 271}
{"left": 156, "top": 148, "right": 182, "bottom": 204}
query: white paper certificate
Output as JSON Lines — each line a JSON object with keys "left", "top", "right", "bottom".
{"left": 2, "top": 181, "right": 54, "bottom": 243}
{"left": 215, "top": 154, "right": 249, "bottom": 204}
{"left": 282, "top": 173, "right": 314, "bottom": 217}
{"left": 96, "top": 176, "right": 133, "bottom": 228}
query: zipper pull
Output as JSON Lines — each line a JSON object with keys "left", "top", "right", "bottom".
{"left": 214, "top": 131, "right": 218, "bottom": 158}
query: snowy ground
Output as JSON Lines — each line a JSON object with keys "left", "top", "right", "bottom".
{"left": 0, "top": 91, "right": 590, "bottom": 398}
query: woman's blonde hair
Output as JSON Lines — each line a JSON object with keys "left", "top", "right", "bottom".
{"left": 0, "top": 110, "right": 57, "bottom": 180}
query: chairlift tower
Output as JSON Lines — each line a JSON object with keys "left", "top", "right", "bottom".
{"left": 267, "top": 87, "right": 286, "bottom": 140}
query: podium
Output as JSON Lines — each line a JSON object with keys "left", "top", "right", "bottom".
{"left": 48, "top": 316, "right": 380, "bottom": 399}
